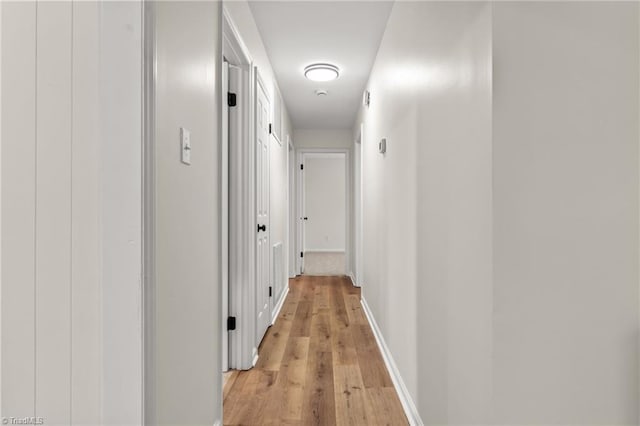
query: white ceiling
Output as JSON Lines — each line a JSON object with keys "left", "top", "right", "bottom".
{"left": 249, "top": 1, "right": 394, "bottom": 129}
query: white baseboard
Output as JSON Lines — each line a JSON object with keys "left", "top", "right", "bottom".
{"left": 348, "top": 271, "right": 360, "bottom": 287}
{"left": 360, "top": 297, "right": 423, "bottom": 426}
{"left": 271, "top": 285, "right": 289, "bottom": 324}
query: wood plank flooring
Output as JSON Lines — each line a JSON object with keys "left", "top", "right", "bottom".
{"left": 223, "top": 275, "right": 408, "bottom": 426}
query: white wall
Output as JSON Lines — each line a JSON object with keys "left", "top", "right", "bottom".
{"left": 356, "top": 3, "right": 493, "bottom": 423}
{"left": 1, "top": 2, "right": 143, "bottom": 424}
{"left": 152, "top": 2, "right": 222, "bottom": 424}
{"left": 304, "top": 155, "right": 346, "bottom": 251}
{"left": 224, "top": 1, "right": 293, "bottom": 303}
{"left": 357, "top": 1, "right": 640, "bottom": 424}
{"left": 492, "top": 3, "right": 639, "bottom": 424}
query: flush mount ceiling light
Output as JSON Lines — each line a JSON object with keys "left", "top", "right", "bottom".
{"left": 304, "top": 63, "right": 339, "bottom": 82}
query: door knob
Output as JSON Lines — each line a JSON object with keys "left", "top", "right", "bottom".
{"left": 257, "top": 224, "right": 266, "bottom": 232}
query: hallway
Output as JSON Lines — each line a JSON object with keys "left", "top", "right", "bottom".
{"left": 223, "top": 276, "right": 407, "bottom": 425}
{"left": 2, "top": 1, "right": 640, "bottom": 424}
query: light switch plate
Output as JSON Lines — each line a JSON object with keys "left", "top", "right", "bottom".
{"left": 181, "top": 127, "right": 191, "bottom": 165}
{"left": 379, "top": 138, "right": 387, "bottom": 154}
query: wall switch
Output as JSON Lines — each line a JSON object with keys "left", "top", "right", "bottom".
{"left": 181, "top": 127, "right": 191, "bottom": 165}
{"left": 379, "top": 138, "right": 387, "bottom": 154}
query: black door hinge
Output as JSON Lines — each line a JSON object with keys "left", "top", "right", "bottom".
{"left": 269, "top": 123, "right": 272, "bottom": 134}
{"left": 300, "top": 252, "right": 304, "bottom": 258}
{"left": 269, "top": 286, "right": 272, "bottom": 297}
{"left": 300, "top": 164, "right": 304, "bottom": 170}
{"left": 227, "top": 92, "right": 237, "bottom": 107}
{"left": 227, "top": 316, "right": 236, "bottom": 331}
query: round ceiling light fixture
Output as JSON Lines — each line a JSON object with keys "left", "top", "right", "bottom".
{"left": 304, "top": 63, "right": 339, "bottom": 82}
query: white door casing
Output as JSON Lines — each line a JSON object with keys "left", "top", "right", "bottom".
{"left": 297, "top": 152, "right": 305, "bottom": 274}
{"left": 255, "top": 73, "right": 271, "bottom": 346}
{"left": 224, "top": 9, "right": 260, "bottom": 370}
{"left": 221, "top": 60, "right": 230, "bottom": 371}
{"left": 355, "top": 124, "right": 363, "bottom": 287}
{"left": 288, "top": 138, "right": 297, "bottom": 278}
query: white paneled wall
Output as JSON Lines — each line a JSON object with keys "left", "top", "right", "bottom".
{"left": 1, "top": 2, "right": 143, "bottom": 424}
{"left": 35, "top": 3, "right": 73, "bottom": 423}
{"left": 100, "top": 3, "right": 143, "bottom": 423}
{"left": 71, "top": 2, "right": 101, "bottom": 422}
{"left": 2, "top": 1, "right": 37, "bottom": 417}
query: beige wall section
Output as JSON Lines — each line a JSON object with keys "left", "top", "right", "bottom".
{"left": 293, "top": 128, "right": 352, "bottom": 150}
{"left": 356, "top": 2, "right": 493, "bottom": 423}
{"left": 1, "top": 1, "right": 144, "bottom": 424}
{"left": 225, "top": 1, "right": 293, "bottom": 304}
{"left": 152, "top": 2, "right": 222, "bottom": 424}
{"left": 492, "top": 3, "right": 639, "bottom": 424}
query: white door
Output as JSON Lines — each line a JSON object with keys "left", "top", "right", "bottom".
{"left": 298, "top": 154, "right": 305, "bottom": 274}
{"left": 255, "top": 77, "right": 271, "bottom": 345}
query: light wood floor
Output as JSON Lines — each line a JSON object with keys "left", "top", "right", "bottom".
{"left": 223, "top": 275, "right": 408, "bottom": 426}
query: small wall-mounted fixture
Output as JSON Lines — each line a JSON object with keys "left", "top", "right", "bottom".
{"left": 315, "top": 89, "right": 328, "bottom": 96}
{"left": 304, "top": 63, "right": 339, "bottom": 82}
{"left": 363, "top": 90, "right": 371, "bottom": 107}
{"left": 379, "top": 138, "right": 387, "bottom": 154}
{"left": 180, "top": 127, "right": 192, "bottom": 165}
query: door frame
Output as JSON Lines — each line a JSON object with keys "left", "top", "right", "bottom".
{"left": 222, "top": 9, "right": 258, "bottom": 370}
{"left": 142, "top": 2, "right": 156, "bottom": 423}
{"left": 296, "top": 148, "right": 351, "bottom": 275}
{"left": 354, "top": 123, "right": 363, "bottom": 287}
{"left": 287, "top": 137, "right": 297, "bottom": 278}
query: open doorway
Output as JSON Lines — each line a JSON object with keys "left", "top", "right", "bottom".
{"left": 297, "top": 149, "right": 350, "bottom": 276}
